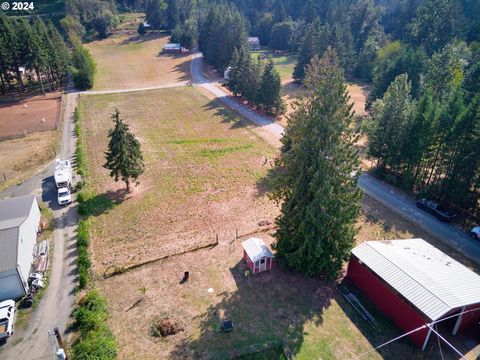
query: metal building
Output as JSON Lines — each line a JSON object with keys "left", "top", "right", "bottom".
{"left": 347, "top": 239, "right": 480, "bottom": 349}
{"left": 0, "top": 195, "right": 41, "bottom": 301}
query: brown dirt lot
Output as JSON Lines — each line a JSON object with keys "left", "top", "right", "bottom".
{"left": 98, "top": 194, "right": 476, "bottom": 359}
{"left": 86, "top": 32, "right": 192, "bottom": 90}
{"left": 0, "top": 92, "right": 61, "bottom": 140}
{"left": 0, "top": 130, "right": 59, "bottom": 192}
{"left": 78, "top": 87, "right": 277, "bottom": 277}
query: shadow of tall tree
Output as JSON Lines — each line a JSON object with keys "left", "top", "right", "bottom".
{"left": 170, "top": 260, "right": 334, "bottom": 359}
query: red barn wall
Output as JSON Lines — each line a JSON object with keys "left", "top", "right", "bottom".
{"left": 347, "top": 256, "right": 430, "bottom": 348}
{"left": 458, "top": 304, "right": 480, "bottom": 333}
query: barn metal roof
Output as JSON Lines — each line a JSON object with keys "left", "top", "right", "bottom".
{"left": 0, "top": 195, "right": 35, "bottom": 230}
{"left": 242, "top": 238, "right": 274, "bottom": 263}
{"left": 0, "top": 195, "right": 36, "bottom": 272}
{"left": 352, "top": 239, "right": 480, "bottom": 321}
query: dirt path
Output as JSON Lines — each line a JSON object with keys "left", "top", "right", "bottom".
{"left": 190, "top": 51, "right": 480, "bottom": 266}
{"left": 0, "top": 89, "right": 78, "bottom": 359}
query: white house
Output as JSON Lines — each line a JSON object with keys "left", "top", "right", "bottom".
{"left": 0, "top": 195, "right": 40, "bottom": 301}
{"left": 248, "top": 37, "right": 261, "bottom": 51}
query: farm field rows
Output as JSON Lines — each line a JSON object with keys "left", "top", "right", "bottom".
{"left": 86, "top": 32, "right": 192, "bottom": 90}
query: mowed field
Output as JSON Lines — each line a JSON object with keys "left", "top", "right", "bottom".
{"left": 77, "top": 85, "right": 468, "bottom": 359}
{"left": 86, "top": 32, "right": 192, "bottom": 90}
{"left": 78, "top": 86, "right": 277, "bottom": 276}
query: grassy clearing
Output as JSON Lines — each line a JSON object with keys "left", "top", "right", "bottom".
{"left": 252, "top": 50, "right": 296, "bottom": 83}
{"left": 78, "top": 86, "right": 277, "bottom": 277}
{"left": 86, "top": 32, "right": 192, "bottom": 90}
{"left": 0, "top": 130, "right": 59, "bottom": 192}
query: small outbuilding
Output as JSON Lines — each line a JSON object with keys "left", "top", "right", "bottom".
{"left": 163, "top": 43, "right": 183, "bottom": 53}
{"left": 242, "top": 237, "right": 274, "bottom": 274}
{"left": 248, "top": 37, "right": 261, "bottom": 51}
{"left": 347, "top": 239, "right": 480, "bottom": 350}
{"left": 0, "top": 195, "right": 40, "bottom": 301}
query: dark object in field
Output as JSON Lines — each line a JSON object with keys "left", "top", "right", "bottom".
{"left": 415, "top": 198, "right": 457, "bottom": 222}
{"left": 222, "top": 320, "right": 234, "bottom": 332}
{"left": 180, "top": 271, "right": 189, "bottom": 284}
{"left": 258, "top": 219, "right": 272, "bottom": 226}
{"left": 151, "top": 317, "right": 184, "bottom": 337}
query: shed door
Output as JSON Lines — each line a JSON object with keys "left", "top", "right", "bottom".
{"left": 259, "top": 258, "right": 266, "bottom": 272}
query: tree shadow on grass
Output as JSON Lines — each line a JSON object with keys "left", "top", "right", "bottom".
{"left": 170, "top": 260, "right": 334, "bottom": 359}
{"left": 202, "top": 99, "right": 251, "bottom": 130}
{"left": 79, "top": 188, "right": 128, "bottom": 218}
{"left": 119, "top": 31, "right": 168, "bottom": 45}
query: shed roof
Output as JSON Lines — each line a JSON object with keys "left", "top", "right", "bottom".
{"left": 0, "top": 195, "right": 35, "bottom": 230}
{"left": 0, "top": 195, "right": 36, "bottom": 273}
{"left": 352, "top": 239, "right": 480, "bottom": 321}
{"left": 242, "top": 238, "right": 274, "bottom": 263}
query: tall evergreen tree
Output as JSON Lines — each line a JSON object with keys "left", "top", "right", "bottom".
{"left": 365, "top": 74, "right": 416, "bottom": 171}
{"left": 104, "top": 109, "right": 145, "bottom": 191}
{"left": 72, "top": 41, "right": 96, "bottom": 90}
{"left": 293, "top": 18, "right": 320, "bottom": 82}
{"left": 272, "top": 50, "right": 362, "bottom": 278}
{"left": 256, "top": 58, "right": 285, "bottom": 115}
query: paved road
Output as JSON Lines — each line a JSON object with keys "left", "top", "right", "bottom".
{"left": 0, "top": 89, "right": 78, "bottom": 359}
{"left": 190, "top": 52, "right": 480, "bottom": 265}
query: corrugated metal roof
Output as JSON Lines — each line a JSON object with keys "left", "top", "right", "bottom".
{"left": 0, "top": 228, "right": 19, "bottom": 272}
{"left": 242, "top": 238, "right": 274, "bottom": 263}
{"left": 352, "top": 239, "right": 480, "bottom": 321}
{"left": 0, "top": 195, "right": 35, "bottom": 230}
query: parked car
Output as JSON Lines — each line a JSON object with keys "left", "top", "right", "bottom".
{"left": 415, "top": 199, "right": 457, "bottom": 222}
{"left": 470, "top": 226, "right": 480, "bottom": 241}
{"left": 0, "top": 300, "right": 15, "bottom": 340}
{"left": 57, "top": 187, "right": 72, "bottom": 206}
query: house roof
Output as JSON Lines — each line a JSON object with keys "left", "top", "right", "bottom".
{"left": 242, "top": 238, "right": 273, "bottom": 263}
{"left": 0, "top": 195, "right": 36, "bottom": 272}
{"left": 352, "top": 239, "right": 480, "bottom": 321}
{"left": 248, "top": 37, "right": 260, "bottom": 43}
{"left": 0, "top": 195, "right": 35, "bottom": 230}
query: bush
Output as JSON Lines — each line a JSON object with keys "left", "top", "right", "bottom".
{"left": 72, "top": 290, "right": 116, "bottom": 360}
{"left": 72, "top": 44, "right": 96, "bottom": 90}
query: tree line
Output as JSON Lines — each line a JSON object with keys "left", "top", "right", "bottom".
{"left": 365, "top": 40, "right": 480, "bottom": 219}
{"left": 0, "top": 14, "right": 70, "bottom": 94}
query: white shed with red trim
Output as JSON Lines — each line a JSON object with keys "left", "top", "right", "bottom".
{"left": 242, "top": 238, "right": 274, "bottom": 274}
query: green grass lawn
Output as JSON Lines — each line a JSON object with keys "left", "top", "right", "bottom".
{"left": 252, "top": 50, "right": 297, "bottom": 83}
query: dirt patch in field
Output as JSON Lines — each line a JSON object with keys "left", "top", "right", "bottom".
{"left": 0, "top": 93, "right": 61, "bottom": 140}
{"left": 0, "top": 130, "right": 59, "bottom": 192}
{"left": 87, "top": 32, "right": 192, "bottom": 90}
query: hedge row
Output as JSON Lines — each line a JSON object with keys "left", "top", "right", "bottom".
{"left": 77, "top": 219, "right": 90, "bottom": 289}
{"left": 72, "top": 106, "right": 117, "bottom": 359}
{"left": 74, "top": 107, "right": 87, "bottom": 177}
{"left": 71, "top": 290, "right": 117, "bottom": 360}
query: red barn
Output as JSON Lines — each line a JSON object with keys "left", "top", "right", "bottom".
{"left": 242, "top": 238, "right": 274, "bottom": 274}
{"left": 347, "top": 239, "right": 480, "bottom": 350}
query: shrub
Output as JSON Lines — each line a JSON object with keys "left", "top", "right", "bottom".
{"left": 72, "top": 44, "right": 96, "bottom": 90}
{"left": 137, "top": 22, "right": 146, "bottom": 35}
{"left": 72, "top": 290, "right": 116, "bottom": 360}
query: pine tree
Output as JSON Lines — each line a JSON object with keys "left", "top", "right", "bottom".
{"left": 47, "top": 22, "right": 71, "bottom": 88}
{"left": 256, "top": 58, "right": 285, "bottom": 115}
{"left": 293, "top": 19, "right": 320, "bottom": 82}
{"left": 272, "top": 50, "right": 362, "bottom": 278}
{"left": 226, "top": 48, "right": 241, "bottom": 96}
{"left": 365, "top": 74, "right": 415, "bottom": 172}
{"left": 104, "top": 109, "right": 145, "bottom": 191}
